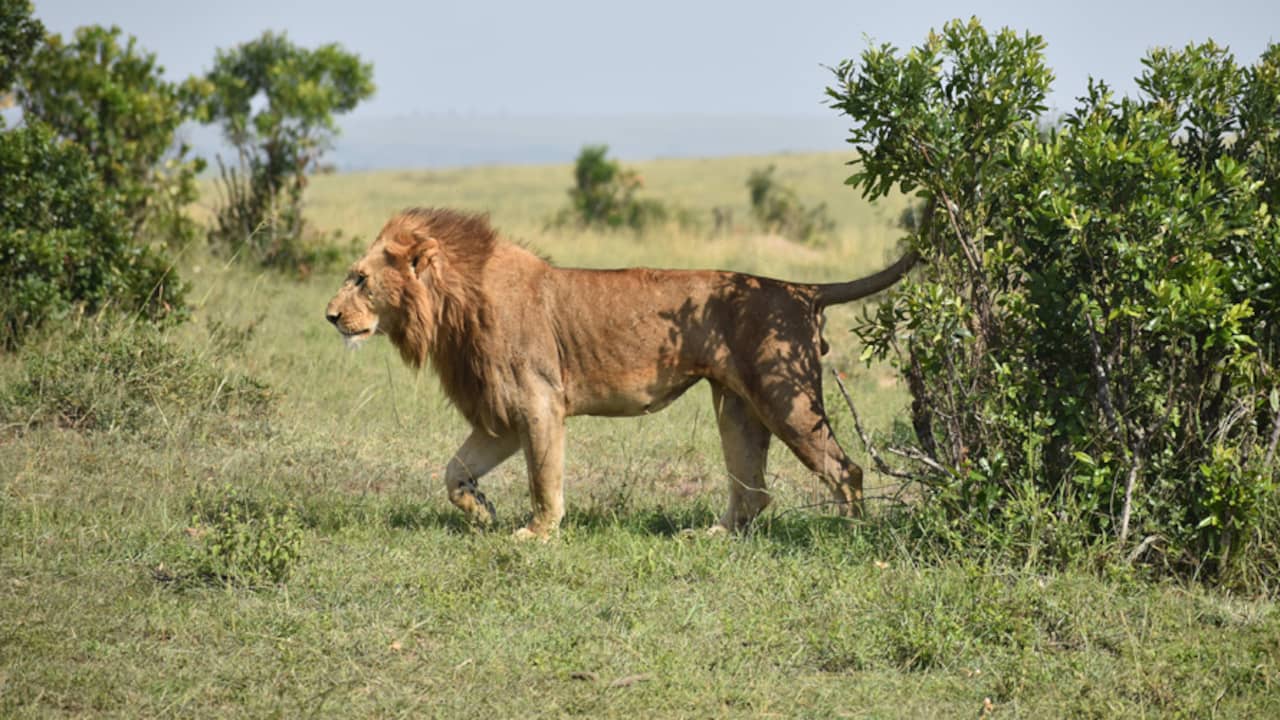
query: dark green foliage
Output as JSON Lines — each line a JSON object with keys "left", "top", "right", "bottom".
{"left": 0, "top": 125, "right": 185, "bottom": 349}
{"left": 190, "top": 31, "right": 374, "bottom": 268}
{"left": 17, "top": 25, "right": 204, "bottom": 248}
{"left": 551, "top": 144, "right": 669, "bottom": 230}
{"left": 1, "top": 316, "right": 272, "bottom": 434}
{"left": 830, "top": 19, "right": 1280, "bottom": 585}
{"left": 0, "top": 0, "right": 42, "bottom": 94}
{"left": 746, "top": 165, "right": 836, "bottom": 243}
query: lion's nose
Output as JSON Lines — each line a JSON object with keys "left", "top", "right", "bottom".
{"left": 326, "top": 311, "right": 341, "bottom": 326}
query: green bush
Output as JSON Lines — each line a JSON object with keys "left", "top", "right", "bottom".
{"left": 1, "top": 316, "right": 272, "bottom": 434}
{"left": 17, "top": 24, "right": 205, "bottom": 248}
{"left": 177, "top": 485, "right": 304, "bottom": 586}
{"left": 746, "top": 165, "right": 836, "bottom": 243}
{"left": 189, "top": 31, "right": 374, "bottom": 269}
{"left": 551, "top": 144, "right": 670, "bottom": 231}
{"left": 0, "top": 124, "right": 186, "bottom": 349}
{"left": 830, "top": 20, "right": 1280, "bottom": 585}
{"left": 0, "top": 0, "right": 42, "bottom": 94}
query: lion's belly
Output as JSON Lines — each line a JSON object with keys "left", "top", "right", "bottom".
{"left": 565, "top": 370, "right": 702, "bottom": 418}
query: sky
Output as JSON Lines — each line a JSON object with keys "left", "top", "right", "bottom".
{"left": 28, "top": 0, "right": 1280, "bottom": 167}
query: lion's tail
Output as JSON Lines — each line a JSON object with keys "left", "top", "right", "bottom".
{"left": 813, "top": 250, "right": 919, "bottom": 308}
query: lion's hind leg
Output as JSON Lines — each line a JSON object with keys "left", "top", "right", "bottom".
{"left": 741, "top": 380, "right": 864, "bottom": 519}
{"left": 445, "top": 429, "right": 520, "bottom": 527}
{"left": 711, "top": 384, "right": 773, "bottom": 532}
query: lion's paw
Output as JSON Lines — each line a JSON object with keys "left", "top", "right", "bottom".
{"left": 512, "top": 526, "right": 551, "bottom": 543}
{"left": 678, "top": 525, "right": 732, "bottom": 540}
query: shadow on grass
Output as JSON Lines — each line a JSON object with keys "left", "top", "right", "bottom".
{"left": 561, "top": 501, "right": 898, "bottom": 555}
{"left": 564, "top": 503, "right": 720, "bottom": 537}
{"left": 386, "top": 501, "right": 475, "bottom": 535}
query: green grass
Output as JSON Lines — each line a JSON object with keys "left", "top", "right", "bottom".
{"left": 3, "top": 152, "right": 1278, "bottom": 717}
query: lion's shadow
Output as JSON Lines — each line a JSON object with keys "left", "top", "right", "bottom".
{"left": 383, "top": 500, "right": 862, "bottom": 552}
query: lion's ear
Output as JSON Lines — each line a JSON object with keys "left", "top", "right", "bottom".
{"left": 409, "top": 236, "right": 442, "bottom": 281}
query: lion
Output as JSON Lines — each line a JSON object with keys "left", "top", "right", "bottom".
{"left": 326, "top": 208, "right": 917, "bottom": 539}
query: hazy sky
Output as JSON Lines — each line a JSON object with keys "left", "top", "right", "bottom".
{"left": 31, "top": 0, "right": 1280, "bottom": 119}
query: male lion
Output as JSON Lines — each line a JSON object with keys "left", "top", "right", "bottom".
{"left": 326, "top": 208, "right": 916, "bottom": 539}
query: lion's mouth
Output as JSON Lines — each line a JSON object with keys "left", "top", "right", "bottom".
{"left": 338, "top": 326, "right": 376, "bottom": 348}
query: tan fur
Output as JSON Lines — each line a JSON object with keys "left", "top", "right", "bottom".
{"left": 326, "top": 208, "right": 917, "bottom": 538}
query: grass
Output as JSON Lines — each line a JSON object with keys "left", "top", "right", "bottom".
{"left": 3, "top": 151, "right": 1278, "bottom": 717}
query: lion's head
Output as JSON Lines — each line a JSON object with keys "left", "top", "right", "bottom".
{"left": 326, "top": 208, "right": 504, "bottom": 425}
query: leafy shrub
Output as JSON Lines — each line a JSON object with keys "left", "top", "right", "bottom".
{"left": 830, "top": 20, "right": 1280, "bottom": 585}
{"left": 189, "top": 31, "right": 374, "bottom": 269}
{"left": 1, "top": 316, "right": 272, "bottom": 434}
{"left": 0, "top": 124, "right": 186, "bottom": 349}
{"left": 551, "top": 144, "right": 670, "bottom": 231}
{"left": 17, "top": 24, "right": 205, "bottom": 248}
{"left": 746, "top": 165, "right": 836, "bottom": 243}
{"left": 178, "top": 485, "right": 304, "bottom": 586}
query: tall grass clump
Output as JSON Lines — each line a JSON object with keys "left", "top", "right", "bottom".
{"left": 831, "top": 20, "right": 1280, "bottom": 588}
{"left": 1, "top": 317, "right": 272, "bottom": 435}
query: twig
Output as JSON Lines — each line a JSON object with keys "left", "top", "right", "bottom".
{"left": 384, "top": 356, "right": 403, "bottom": 428}
{"left": 887, "top": 445, "right": 954, "bottom": 478}
{"left": 1126, "top": 534, "right": 1162, "bottom": 564}
{"left": 830, "top": 368, "right": 911, "bottom": 479}
{"left": 1264, "top": 404, "right": 1280, "bottom": 469}
{"left": 1118, "top": 460, "right": 1142, "bottom": 544}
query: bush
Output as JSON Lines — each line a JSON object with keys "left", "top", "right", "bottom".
{"left": 17, "top": 24, "right": 205, "bottom": 248}
{"left": 551, "top": 144, "right": 670, "bottom": 231}
{"left": 1, "top": 316, "right": 272, "bottom": 435}
{"left": 0, "top": 124, "right": 185, "bottom": 349}
{"left": 830, "top": 20, "right": 1280, "bottom": 585}
{"left": 746, "top": 165, "right": 836, "bottom": 243}
{"left": 0, "top": 0, "right": 42, "bottom": 94}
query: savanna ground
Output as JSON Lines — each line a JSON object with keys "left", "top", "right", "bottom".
{"left": 2, "top": 153, "right": 1278, "bottom": 717}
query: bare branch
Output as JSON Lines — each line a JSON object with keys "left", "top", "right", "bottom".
{"left": 830, "top": 368, "right": 911, "bottom": 479}
{"left": 887, "top": 445, "right": 955, "bottom": 478}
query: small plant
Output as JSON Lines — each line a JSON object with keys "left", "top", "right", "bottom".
{"left": 179, "top": 485, "right": 304, "bottom": 586}
{"left": 745, "top": 165, "right": 836, "bottom": 244}
{"left": 551, "top": 144, "right": 669, "bottom": 231}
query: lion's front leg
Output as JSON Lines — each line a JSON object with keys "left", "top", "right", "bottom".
{"left": 445, "top": 428, "right": 520, "bottom": 527}
{"left": 515, "top": 401, "right": 567, "bottom": 541}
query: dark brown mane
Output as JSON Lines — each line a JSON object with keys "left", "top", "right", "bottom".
{"left": 379, "top": 208, "right": 510, "bottom": 433}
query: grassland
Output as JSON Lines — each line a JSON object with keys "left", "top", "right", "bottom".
{"left": 2, "top": 152, "right": 1278, "bottom": 717}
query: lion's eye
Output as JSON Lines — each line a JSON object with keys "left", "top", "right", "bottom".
{"left": 354, "top": 274, "right": 367, "bottom": 288}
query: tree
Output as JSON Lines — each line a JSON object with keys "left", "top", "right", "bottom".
{"left": 829, "top": 19, "right": 1279, "bottom": 584}
{"left": 17, "top": 24, "right": 204, "bottom": 247}
{"left": 190, "top": 31, "right": 374, "bottom": 267}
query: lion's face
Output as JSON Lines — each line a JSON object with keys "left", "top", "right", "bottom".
{"left": 325, "top": 240, "right": 399, "bottom": 348}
